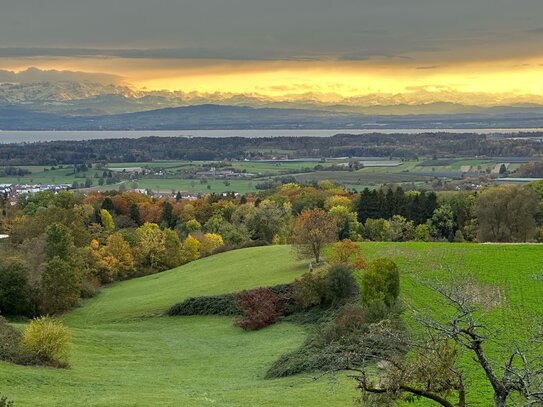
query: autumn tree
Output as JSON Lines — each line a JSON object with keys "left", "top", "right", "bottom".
{"left": 328, "top": 205, "right": 361, "bottom": 240}
{"left": 99, "top": 209, "right": 115, "bottom": 233}
{"left": 519, "top": 161, "right": 543, "bottom": 178}
{"left": 199, "top": 233, "right": 224, "bottom": 256}
{"left": 180, "top": 235, "right": 201, "bottom": 263}
{"left": 248, "top": 199, "right": 291, "bottom": 242}
{"left": 329, "top": 239, "right": 366, "bottom": 270}
{"left": 474, "top": 185, "right": 539, "bottom": 242}
{"left": 103, "top": 234, "right": 135, "bottom": 280}
{"left": 134, "top": 223, "right": 166, "bottom": 273}
{"left": 138, "top": 202, "right": 162, "bottom": 224}
{"left": 324, "top": 194, "right": 352, "bottom": 211}
{"left": 162, "top": 229, "right": 183, "bottom": 269}
{"left": 291, "top": 208, "right": 338, "bottom": 264}
{"left": 184, "top": 218, "right": 202, "bottom": 234}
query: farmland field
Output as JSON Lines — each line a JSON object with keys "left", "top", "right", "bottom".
{"left": 129, "top": 178, "right": 259, "bottom": 194}
{"left": 1, "top": 157, "right": 538, "bottom": 194}
{"left": 1, "top": 243, "right": 542, "bottom": 406}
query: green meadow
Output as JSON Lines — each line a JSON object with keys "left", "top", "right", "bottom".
{"left": 1, "top": 243, "right": 542, "bottom": 406}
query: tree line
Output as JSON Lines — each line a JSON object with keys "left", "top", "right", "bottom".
{"left": 0, "top": 180, "right": 541, "bottom": 320}
{"left": 0, "top": 133, "right": 542, "bottom": 165}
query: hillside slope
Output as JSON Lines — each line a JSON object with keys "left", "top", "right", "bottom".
{"left": 0, "top": 246, "right": 357, "bottom": 407}
{"left": 1, "top": 243, "right": 542, "bottom": 406}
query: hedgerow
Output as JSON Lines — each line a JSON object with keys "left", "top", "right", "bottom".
{"left": 167, "top": 283, "right": 295, "bottom": 317}
{"left": 167, "top": 293, "right": 240, "bottom": 316}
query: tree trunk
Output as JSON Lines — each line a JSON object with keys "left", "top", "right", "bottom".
{"left": 494, "top": 394, "right": 507, "bottom": 407}
{"left": 494, "top": 393, "right": 507, "bottom": 407}
{"left": 312, "top": 243, "right": 320, "bottom": 264}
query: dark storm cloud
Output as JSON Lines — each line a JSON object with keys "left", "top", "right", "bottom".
{"left": 0, "top": 67, "right": 123, "bottom": 84}
{"left": 0, "top": 47, "right": 306, "bottom": 61}
{"left": 1, "top": 0, "right": 543, "bottom": 63}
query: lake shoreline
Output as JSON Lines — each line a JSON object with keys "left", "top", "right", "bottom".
{"left": 1, "top": 128, "right": 543, "bottom": 144}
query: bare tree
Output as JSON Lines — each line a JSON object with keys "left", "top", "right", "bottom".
{"left": 355, "top": 338, "right": 466, "bottom": 407}
{"left": 319, "top": 319, "right": 465, "bottom": 407}
{"left": 415, "top": 275, "right": 543, "bottom": 407}
{"left": 340, "top": 274, "right": 543, "bottom": 407}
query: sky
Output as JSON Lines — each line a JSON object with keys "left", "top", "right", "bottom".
{"left": 2, "top": 0, "right": 543, "bottom": 104}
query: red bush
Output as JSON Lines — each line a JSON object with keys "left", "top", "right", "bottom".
{"left": 235, "top": 288, "right": 279, "bottom": 330}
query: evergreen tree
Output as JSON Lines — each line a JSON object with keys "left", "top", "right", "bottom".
{"left": 160, "top": 202, "right": 176, "bottom": 229}
{"left": 101, "top": 197, "right": 115, "bottom": 212}
{"left": 129, "top": 203, "right": 142, "bottom": 226}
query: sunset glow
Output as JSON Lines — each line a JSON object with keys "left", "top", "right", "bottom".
{"left": 2, "top": 0, "right": 543, "bottom": 106}
{"left": 2, "top": 56, "right": 543, "bottom": 105}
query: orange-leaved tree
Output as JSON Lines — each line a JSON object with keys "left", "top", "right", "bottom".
{"left": 291, "top": 208, "right": 337, "bottom": 264}
{"left": 329, "top": 239, "right": 367, "bottom": 270}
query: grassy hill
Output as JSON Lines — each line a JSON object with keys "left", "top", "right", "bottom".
{"left": 1, "top": 243, "right": 542, "bottom": 406}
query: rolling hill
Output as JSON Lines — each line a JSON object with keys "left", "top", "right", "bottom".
{"left": 3, "top": 101, "right": 543, "bottom": 130}
{"left": 1, "top": 243, "right": 542, "bottom": 406}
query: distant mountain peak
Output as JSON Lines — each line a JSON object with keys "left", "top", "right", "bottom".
{"left": 2, "top": 77, "right": 543, "bottom": 117}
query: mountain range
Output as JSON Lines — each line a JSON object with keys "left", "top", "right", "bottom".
{"left": 2, "top": 71, "right": 543, "bottom": 130}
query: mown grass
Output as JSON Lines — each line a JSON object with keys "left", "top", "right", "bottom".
{"left": 0, "top": 246, "right": 357, "bottom": 406}
{"left": 1, "top": 243, "right": 542, "bottom": 406}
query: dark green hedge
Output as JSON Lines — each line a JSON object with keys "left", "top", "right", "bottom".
{"left": 167, "top": 283, "right": 295, "bottom": 317}
{"left": 167, "top": 293, "right": 240, "bottom": 316}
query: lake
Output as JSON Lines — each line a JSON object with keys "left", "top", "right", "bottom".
{"left": 1, "top": 128, "right": 542, "bottom": 143}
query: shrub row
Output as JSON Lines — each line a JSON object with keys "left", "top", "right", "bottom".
{"left": 167, "top": 293, "right": 240, "bottom": 316}
{"left": 167, "top": 283, "right": 294, "bottom": 317}
{"left": 266, "top": 303, "right": 407, "bottom": 378}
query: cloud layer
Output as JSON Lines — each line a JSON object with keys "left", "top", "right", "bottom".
{"left": 1, "top": 0, "right": 543, "bottom": 100}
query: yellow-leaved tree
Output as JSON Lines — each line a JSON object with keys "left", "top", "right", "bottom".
{"left": 180, "top": 235, "right": 201, "bottom": 263}
{"left": 100, "top": 209, "right": 115, "bottom": 233}
{"left": 134, "top": 223, "right": 166, "bottom": 273}
{"left": 103, "top": 233, "right": 135, "bottom": 280}
{"left": 162, "top": 229, "right": 184, "bottom": 269}
{"left": 199, "top": 233, "right": 224, "bottom": 256}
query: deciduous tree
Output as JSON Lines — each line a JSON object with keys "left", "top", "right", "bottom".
{"left": 291, "top": 208, "right": 338, "bottom": 264}
{"left": 474, "top": 185, "right": 539, "bottom": 242}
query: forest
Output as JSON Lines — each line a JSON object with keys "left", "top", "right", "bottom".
{"left": 0, "top": 133, "right": 542, "bottom": 165}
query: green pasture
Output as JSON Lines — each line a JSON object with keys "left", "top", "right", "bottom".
{"left": 2, "top": 243, "right": 542, "bottom": 406}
